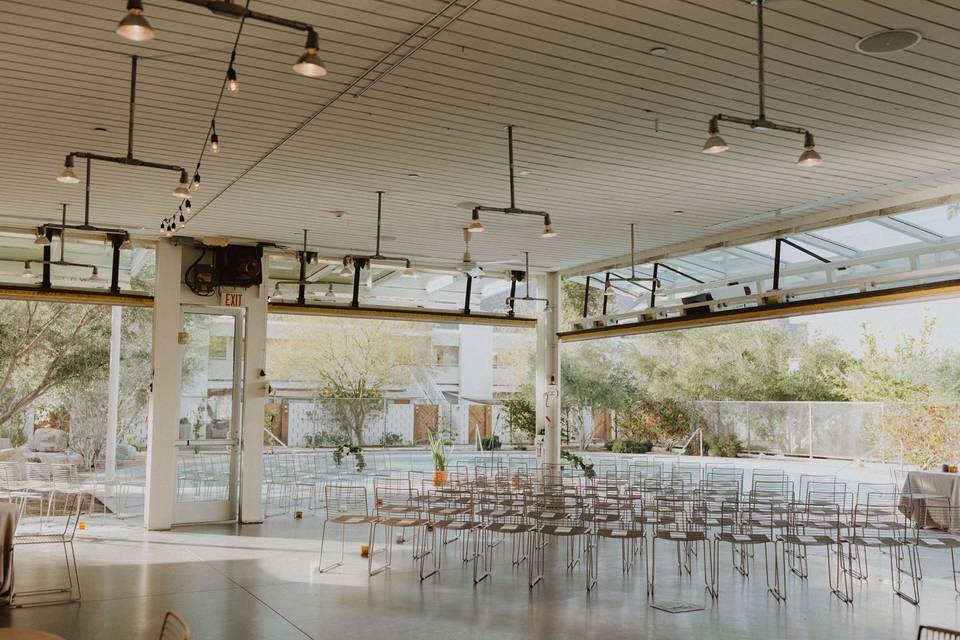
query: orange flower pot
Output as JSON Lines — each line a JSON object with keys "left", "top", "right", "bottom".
{"left": 433, "top": 470, "right": 449, "bottom": 485}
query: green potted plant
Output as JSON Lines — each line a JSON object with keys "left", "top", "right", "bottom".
{"left": 428, "top": 430, "right": 448, "bottom": 484}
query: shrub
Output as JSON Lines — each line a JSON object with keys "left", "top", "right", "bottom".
{"left": 620, "top": 399, "right": 703, "bottom": 448}
{"left": 611, "top": 438, "right": 653, "bottom": 454}
{"left": 867, "top": 403, "right": 960, "bottom": 470}
{"left": 706, "top": 432, "right": 743, "bottom": 458}
{"left": 380, "top": 432, "right": 403, "bottom": 447}
{"left": 480, "top": 435, "right": 502, "bottom": 450}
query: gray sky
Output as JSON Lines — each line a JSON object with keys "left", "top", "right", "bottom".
{"left": 790, "top": 297, "right": 960, "bottom": 357}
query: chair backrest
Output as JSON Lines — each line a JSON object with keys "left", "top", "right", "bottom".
{"left": 160, "top": 610, "right": 191, "bottom": 640}
{"left": 0, "top": 462, "right": 22, "bottom": 486}
{"left": 51, "top": 463, "right": 79, "bottom": 487}
{"left": 52, "top": 491, "right": 87, "bottom": 540}
{"left": 323, "top": 484, "right": 368, "bottom": 518}
{"left": 25, "top": 461, "right": 50, "bottom": 481}
{"left": 918, "top": 625, "right": 960, "bottom": 640}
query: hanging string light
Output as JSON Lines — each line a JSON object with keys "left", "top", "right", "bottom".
{"left": 210, "top": 120, "right": 220, "bottom": 153}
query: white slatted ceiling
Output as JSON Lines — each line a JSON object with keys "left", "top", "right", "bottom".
{"left": 1, "top": 0, "right": 960, "bottom": 272}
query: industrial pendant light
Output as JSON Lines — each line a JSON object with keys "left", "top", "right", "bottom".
{"left": 338, "top": 259, "right": 354, "bottom": 277}
{"left": 797, "top": 131, "right": 823, "bottom": 167}
{"left": 20, "top": 262, "right": 36, "bottom": 280}
{"left": 471, "top": 126, "right": 557, "bottom": 238}
{"left": 701, "top": 117, "right": 729, "bottom": 154}
{"left": 293, "top": 30, "right": 328, "bottom": 77}
{"left": 84, "top": 267, "right": 105, "bottom": 283}
{"left": 33, "top": 228, "right": 50, "bottom": 245}
{"left": 701, "top": 1, "right": 822, "bottom": 166}
{"left": 600, "top": 224, "right": 660, "bottom": 296}
{"left": 57, "top": 155, "right": 80, "bottom": 183}
{"left": 173, "top": 169, "right": 191, "bottom": 198}
{"left": 115, "top": 0, "right": 155, "bottom": 42}
{"left": 541, "top": 214, "right": 557, "bottom": 238}
{"left": 467, "top": 210, "right": 485, "bottom": 233}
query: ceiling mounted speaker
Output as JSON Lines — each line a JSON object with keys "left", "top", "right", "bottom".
{"left": 855, "top": 29, "right": 922, "bottom": 54}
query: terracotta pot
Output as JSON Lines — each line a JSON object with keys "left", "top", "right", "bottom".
{"left": 433, "top": 470, "right": 449, "bottom": 485}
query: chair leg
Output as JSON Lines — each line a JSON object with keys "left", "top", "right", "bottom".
{"left": 317, "top": 521, "right": 345, "bottom": 573}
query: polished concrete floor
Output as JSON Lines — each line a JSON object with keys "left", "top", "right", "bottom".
{"left": 1, "top": 511, "right": 959, "bottom": 640}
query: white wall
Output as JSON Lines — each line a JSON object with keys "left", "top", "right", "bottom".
{"left": 458, "top": 325, "right": 493, "bottom": 401}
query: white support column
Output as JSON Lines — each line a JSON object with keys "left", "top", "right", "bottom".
{"left": 144, "top": 241, "right": 183, "bottom": 530}
{"left": 239, "top": 271, "right": 267, "bottom": 524}
{"left": 105, "top": 305, "right": 122, "bottom": 496}
{"left": 535, "top": 272, "right": 561, "bottom": 467}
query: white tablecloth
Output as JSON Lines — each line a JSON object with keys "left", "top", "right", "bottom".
{"left": 0, "top": 502, "right": 18, "bottom": 606}
{"left": 900, "top": 471, "right": 960, "bottom": 531}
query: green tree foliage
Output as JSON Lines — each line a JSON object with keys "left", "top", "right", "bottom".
{"left": 842, "top": 318, "right": 936, "bottom": 402}
{"left": 625, "top": 323, "right": 850, "bottom": 401}
{"left": 0, "top": 301, "right": 110, "bottom": 429}
{"left": 268, "top": 317, "right": 431, "bottom": 445}
{"left": 561, "top": 343, "right": 637, "bottom": 446}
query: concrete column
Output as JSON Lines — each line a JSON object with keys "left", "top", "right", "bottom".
{"left": 239, "top": 269, "right": 267, "bottom": 523}
{"left": 144, "top": 240, "right": 182, "bottom": 530}
{"left": 535, "top": 272, "right": 561, "bottom": 467}
{"left": 105, "top": 305, "right": 122, "bottom": 495}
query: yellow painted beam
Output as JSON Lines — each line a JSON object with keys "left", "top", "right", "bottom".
{"left": 269, "top": 302, "right": 536, "bottom": 327}
{"left": 558, "top": 280, "right": 960, "bottom": 342}
{"left": 0, "top": 287, "right": 154, "bottom": 307}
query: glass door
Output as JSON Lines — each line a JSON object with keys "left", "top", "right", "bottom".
{"left": 174, "top": 307, "right": 243, "bottom": 524}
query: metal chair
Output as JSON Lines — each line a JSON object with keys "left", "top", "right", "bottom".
{"left": 909, "top": 504, "right": 960, "bottom": 595}
{"left": 159, "top": 610, "right": 191, "bottom": 640}
{"left": 645, "top": 495, "right": 713, "bottom": 601}
{"left": 317, "top": 484, "right": 377, "bottom": 573}
{"left": 845, "top": 491, "right": 918, "bottom": 605}
{"left": 778, "top": 500, "right": 850, "bottom": 603}
{"left": 368, "top": 476, "right": 429, "bottom": 576}
{"left": 528, "top": 488, "right": 589, "bottom": 588}
{"left": 918, "top": 626, "right": 960, "bottom": 640}
{"left": 586, "top": 493, "right": 643, "bottom": 591}
{"left": 12, "top": 491, "right": 87, "bottom": 606}
{"left": 418, "top": 487, "right": 482, "bottom": 581}
{"left": 475, "top": 488, "right": 534, "bottom": 583}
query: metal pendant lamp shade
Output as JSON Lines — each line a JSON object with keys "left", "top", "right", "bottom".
{"left": 293, "top": 31, "right": 327, "bottom": 77}
{"left": 115, "top": 0, "right": 155, "bottom": 42}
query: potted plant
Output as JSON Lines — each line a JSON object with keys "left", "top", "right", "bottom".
{"left": 428, "top": 430, "right": 448, "bottom": 485}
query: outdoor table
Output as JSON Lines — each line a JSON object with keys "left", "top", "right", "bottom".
{"left": 0, "top": 502, "right": 18, "bottom": 606}
{"left": 899, "top": 470, "right": 958, "bottom": 531}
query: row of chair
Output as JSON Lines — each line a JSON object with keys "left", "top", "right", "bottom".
{"left": 313, "top": 466, "right": 958, "bottom": 607}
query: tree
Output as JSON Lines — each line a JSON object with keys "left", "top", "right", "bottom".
{"left": 625, "top": 323, "right": 850, "bottom": 401}
{"left": 268, "top": 317, "right": 431, "bottom": 445}
{"left": 561, "top": 343, "right": 637, "bottom": 448}
{"left": 0, "top": 301, "right": 110, "bottom": 432}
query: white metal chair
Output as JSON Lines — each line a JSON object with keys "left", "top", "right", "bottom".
{"left": 317, "top": 484, "right": 376, "bottom": 573}
{"left": 12, "top": 491, "right": 87, "bottom": 606}
{"left": 159, "top": 610, "right": 191, "bottom": 640}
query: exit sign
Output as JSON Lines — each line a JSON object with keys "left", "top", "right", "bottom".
{"left": 221, "top": 291, "right": 244, "bottom": 307}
